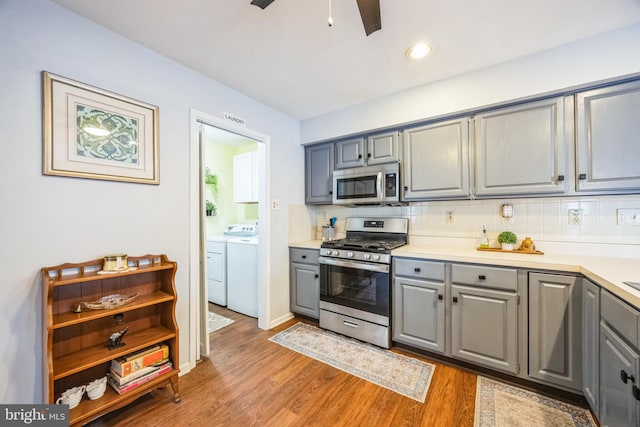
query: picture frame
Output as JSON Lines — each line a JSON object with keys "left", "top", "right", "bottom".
{"left": 43, "top": 71, "right": 159, "bottom": 184}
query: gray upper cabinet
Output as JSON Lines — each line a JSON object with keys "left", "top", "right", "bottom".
{"left": 582, "top": 279, "right": 600, "bottom": 417}
{"left": 367, "top": 131, "right": 401, "bottom": 165}
{"left": 402, "top": 118, "right": 470, "bottom": 200}
{"left": 473, "top": 96, "right": 571, "bottom": 197}
{"left": 528, "top": 273, "right": 582, "bottom": 392}
{"left": 576, "top": 80, "right": 640, "bottom": 193}
{"left": 335, "top": 132, "right": 401, "bottom": 169}
{"left": 335, "top": 137, "right": 366, "bottom": 169}
{"left": 305, "top": 143, "right": 334, "bottom": 204}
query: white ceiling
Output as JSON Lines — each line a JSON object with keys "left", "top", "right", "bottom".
{"left": 51, "top": 0, "right": 640, "bottom": 120}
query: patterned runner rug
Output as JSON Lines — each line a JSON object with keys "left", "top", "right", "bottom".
{"left": 474, "top": 376, "right": 597, "bottom": 426}
{"left": 269, "top": 322, "right": 435, "bottom": 402}
{"left": 208, "top": 311, "right": 235, "bottom": 333}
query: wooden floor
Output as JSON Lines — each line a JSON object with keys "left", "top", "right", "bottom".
{"left": 88, "top": 304, "right": 480, "bottom": 426}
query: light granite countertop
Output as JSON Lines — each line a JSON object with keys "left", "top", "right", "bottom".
{"left": 288, "top": 239, "right": 640, "bottom": 308}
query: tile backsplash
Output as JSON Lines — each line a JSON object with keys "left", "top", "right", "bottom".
{"left": 289, "top": 195, "right": 640, "bottom": 248}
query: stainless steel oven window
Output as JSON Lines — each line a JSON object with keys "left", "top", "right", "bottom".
{"left": 319, "top": 257, "right": 390, "bottom": 317}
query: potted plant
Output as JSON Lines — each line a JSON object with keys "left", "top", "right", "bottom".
{"left": 205, "top": 200, "right": 216, "bottom": 217}
{"left": 497, "top": 231, "right": 517, "bottom": 251}
{"left": 205, "top": 167, "right": 218, "bottom": 188}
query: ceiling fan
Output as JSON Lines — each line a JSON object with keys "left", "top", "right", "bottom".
{"left": 250, "top": 0, "right": 382, "bottom": 36}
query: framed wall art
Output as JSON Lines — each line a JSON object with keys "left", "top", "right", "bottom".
{"left": 43, "top": 71, "right": 159, "bottom": 184}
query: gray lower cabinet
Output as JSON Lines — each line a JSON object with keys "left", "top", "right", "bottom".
{"left": 599, "top": 289, "right": 640, "bottom": 426}
{"left": 528, "top": 272, "right": 582, "bottom": 391}
{"left": 392, "top": 258, "right": 446, "bottom": 353}
{"left": 600, "top": 322, "right": 640, "bottom": 427}
{"left": 289, "top": 248, "right": 320, "bottom": 318}
{"left": 305, "top": 143, "right": 334, "bottom": 204}
{"left": 582, "top": 279, "right": 600, "bottom": 416}
{"left": 473, "top": 96, "right": 571, "bottom": 197}
{"left": 576, "top": 79, "right": 640, "bottom": 193}
{"left": 451, "top": 283, "right": 518, "bottom": 374}
{"left": 402, "top": 117, "right": 470, "bottom": 200}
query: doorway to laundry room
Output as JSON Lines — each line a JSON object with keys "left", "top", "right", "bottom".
{"left": 192, "top": 114, "right": 268, "bottom": 362}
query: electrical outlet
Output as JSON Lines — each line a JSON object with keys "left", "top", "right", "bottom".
{"left": 271, "top": 199, "right": 280, "bottom": 210}
{"left": 568, "top": 209, "right": 582, "bottom": 225}
{"left": 446, "top": 211, "right": 454, "bottom": 224}
{"left": 617, "top": 208, "right": 640, "bottom": 225}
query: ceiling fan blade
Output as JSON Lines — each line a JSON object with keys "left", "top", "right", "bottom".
{"left": 356, "top": 0, "right": 381, "bottom": 36}
{"left": 250, "top": 0, "right": 276, "bottom": 9}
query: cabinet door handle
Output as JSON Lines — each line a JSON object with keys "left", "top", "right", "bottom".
{"left": 301, "top": 255, "right": 307, "bottom": 259}
{"left": 634, "top": 385, "right": 640, "bottom": 401}
{"left": 367, "top": 153, "right": 371, "bottom": 158}
{"left": 314, "top": 274, "right": 319, "bottom": 279}
{"left": 414, "top": 267, "right": 421, "bottom": 273}
{"left": 557, "top": 175, "right": 565, "bottom": 182}
{"left": 329, "top": 190, "right": 333, "bottom": 195}
{"left": 437, "top": 294, "right": 443, "bottom": 301}
{"left": 452, "top": 296, "right": 458, "bottom": 303}
{"left": 358, "top": 154, "right": 362, "bottom": 159}
{"left": 404, "top": 186, "right": 408, "bottom": 192}
{"left": 621, "top": 369, "right": 635, "bottom": 384}
{"left": 579, "top": 173, "right": 587, "bottom": 180}
{"left": 478, "top": 275, "right": 486, "bottom": 280}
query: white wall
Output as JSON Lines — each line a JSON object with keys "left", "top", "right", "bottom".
{"left": 301, "top": 24, "right": 640, "bottom": 143}
{"left": 0, "top": 0, "right": 302, "bottom": 404}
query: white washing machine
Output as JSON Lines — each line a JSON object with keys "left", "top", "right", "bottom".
{"left": 225, "top": 225, "right": 259, "bottom": 318}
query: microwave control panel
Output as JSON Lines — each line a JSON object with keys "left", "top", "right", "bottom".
{"left": 385, "top": 173, "right": 397, "bottom": 197}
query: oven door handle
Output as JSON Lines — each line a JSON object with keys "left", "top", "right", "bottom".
{"left": 318, "top": 256, "right": 389, "bottom": 273}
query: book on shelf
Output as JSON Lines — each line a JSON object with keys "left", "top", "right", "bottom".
{"left": 111, "top": 344, "right": 169, "bottom": 376}
{"left": 107, "top": 361, "right": 173, "bottom": 394}
{"left": 109, "top": 358, "right": 169, "bottom": 386}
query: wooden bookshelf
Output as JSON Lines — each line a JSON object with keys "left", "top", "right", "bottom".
{"left": 43, "top": 254, "right": 180, "bottom": 426}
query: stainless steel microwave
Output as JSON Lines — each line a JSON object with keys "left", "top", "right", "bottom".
{"left": 332, "top": 163, "right": 401, "bottom": 205}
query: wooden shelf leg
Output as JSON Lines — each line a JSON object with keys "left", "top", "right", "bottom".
{"left": 170, "top": 377, "right": 180, "bottom": 403}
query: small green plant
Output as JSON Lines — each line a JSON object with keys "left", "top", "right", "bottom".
{"left": 205, "top": 200, "right": 216, "bottom": 216}
{"left": 205, "top": 167, "right": 218, "bottom": 187}
{"left": 497, "top": 231, "right": 517, "bottom": 244}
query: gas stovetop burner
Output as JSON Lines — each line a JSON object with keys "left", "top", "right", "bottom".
{"left": 321, "top": 238, "right": 406, "bottom": 253}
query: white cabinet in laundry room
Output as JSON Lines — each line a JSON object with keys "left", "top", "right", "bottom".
{"left": 233, "top": 151, "right": 258, "bottom": 203}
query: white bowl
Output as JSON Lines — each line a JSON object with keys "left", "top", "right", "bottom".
{"left": 86, "top": 376, "right": 107, "bottom": 400}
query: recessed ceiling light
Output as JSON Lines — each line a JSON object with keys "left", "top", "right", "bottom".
{"left": 406, "top": 42, "right": 432, "bottom": 60}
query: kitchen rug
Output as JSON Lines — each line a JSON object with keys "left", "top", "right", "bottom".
{"left": 269, "top": 322, "right": 434, "bottom": 402}
{"left": 208, "top": 311, "right": 235, "bottom": 333}
{"left": 474, "top": 376, "right": 596, "bottom": 426}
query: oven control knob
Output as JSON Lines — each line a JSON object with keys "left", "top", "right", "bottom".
{"left": 372, "top": 255, "right": 380, "bottom": 261}
{"left": 347, "top": 252, "right": 354, "bottom": 258}
{"left": 363, "top": 253, "right": 371, "bottom": 260}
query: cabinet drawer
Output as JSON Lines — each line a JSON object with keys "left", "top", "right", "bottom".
{"left": 393, "top": 258, "right": 445, "bottom": 282}
{"left": 206, "top": 240, "right": 226, "bottom": 253}
{"left": 451, "top": 264, "right": 517, "bottom": 291}
{"left": 290, "top": 248, "right": 319, "bottom": 265}
{"left": 601, "top": 290, "right": 639, "bottom": 348}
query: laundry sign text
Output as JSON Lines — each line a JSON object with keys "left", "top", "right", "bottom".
{"left": 223, "top": 112, "right": 246, "bottom": 126}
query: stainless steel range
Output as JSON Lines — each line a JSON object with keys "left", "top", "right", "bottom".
{"left": 319, "top": 217, "right": 408, "bottom": 348}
